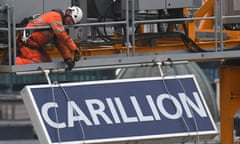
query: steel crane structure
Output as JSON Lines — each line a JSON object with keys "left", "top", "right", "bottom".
{"left": 0, "top": 0, "right": 240, "bottom": 143}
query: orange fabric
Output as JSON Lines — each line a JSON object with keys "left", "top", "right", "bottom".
{"left": 16, "top": 57, "right": 33, "bottom": 64}
{"left": 17, "top": 11, "right": 78, "bottom": 64}
{"left": 17, "top": 46, "right": 51, "bottom": 64}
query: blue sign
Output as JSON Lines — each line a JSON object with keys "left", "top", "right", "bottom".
{"left": 21, "top": 75, "right": 217, "bottom": 144}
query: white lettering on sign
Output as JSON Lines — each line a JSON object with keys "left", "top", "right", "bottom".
{"left": 41, "top": 102, "right": 66, "bottom": 128}
{"left": 156, "top": 94, "right": 183, "bottom": 119}
{"left": 68, "top": 101, "right": 93, "bottom": 127}
{"left": 41, "top": 92, "right": 207, "bottom": 128}
{"left": 85, "top": 99, "right": 113, "bottom": 125}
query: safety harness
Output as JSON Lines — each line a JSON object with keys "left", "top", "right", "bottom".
{"left": 16, "top": 9, "right": 65, "bottom": 52}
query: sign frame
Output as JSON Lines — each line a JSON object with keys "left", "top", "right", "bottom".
{"left": 21, "top": 75, "right": 218, "bottom": 144}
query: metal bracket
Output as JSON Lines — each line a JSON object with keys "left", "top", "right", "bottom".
{"left": 156, "top": 60, "right": 189, "bottom": 77}
{"left": 43, "top": 70, "right": 51, "bottom": 85}
{"left": 157, "top": 62, "right": 164, "bottom": 77}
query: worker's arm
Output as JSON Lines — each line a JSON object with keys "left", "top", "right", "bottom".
{"left": 54, "top": 38, "right": 72, "bottom": 59}
{"left": 47, "top": 12, "right": 80, "bottom": 62}
{"left": 47, "top": 12, "right": 78, "bottom": 52}
{"left": 54, "top": 39, "right": 75, "bottom": 71}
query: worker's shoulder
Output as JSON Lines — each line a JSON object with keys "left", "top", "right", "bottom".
{"left": 44, "top": 11, "right": 62, "bottom": 17}
{"left": 50, "top": 9, "right": 64, "bottom": 17}
{"left": 40, "top": 10, "right": 63, "bottom": 22}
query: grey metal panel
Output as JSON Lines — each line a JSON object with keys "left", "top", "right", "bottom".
{"left": 0, "top": 0, "right": 8, "bottom": 21}
{"left": 15, "top": 0, "right": 43, "bottom": 23}
{"left": 166, "top": 0, "right": 194, "bottom": 9}
{"left": 233, "top": 0, "right": 240, "bottom": 11}
{"left": 222, "top": 0, "right": 240, "bottom": 24}
{"left": 122, "top": 0, "right": 193, "bottom": 11}
{"left": 0, "top": 0, "right": 8, "bottom": 5}
{"left": 137, "top": 0, "right": 165, "bottom": 10}
{"left": 4, "top": 0, "right": 70, "bottom": 24}
{"left": 43, "top": 0, "right": 71, "bottom": 13}
{"left": 192, "top": 0, "right": 202, "bottom": 8}
{"left": 94, "top": 0, "right": 117, "bottom": 17}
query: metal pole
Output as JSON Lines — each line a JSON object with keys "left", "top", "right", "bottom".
{"left": 7, "top": 2, "right": 12, "bottom": 66}
{"left": 131, "top": 0, "right": 135, "bottom": 56}
{"left": 126, "top": 0, "right": 130, "bottom": 56}
{"left": 12, "top": 0, "right": 16, "bottom": 65}
{"left": 78, "top": 0, "right": 88, "bottom": 49}
{"left": 214, "top": 0, "right": 218, "bottom": 52}
{"left": 219, "top": 0, "right": 224, "bottom": 51}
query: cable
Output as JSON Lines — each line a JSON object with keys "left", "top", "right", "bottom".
{"left": 51, "top": 83, "right": 62, "bottom": 143}
{"left": 43, "top": 68, "right": 86, "bottom": 143}
{"left": 157, "top": 63, "right": 191, "bottom": 141}
{"left": 162, "top": 62, "right": 201, "bottom": 143}
{"left": 42, "top": 70, "right": 62, "bottom": 143}
{"left": 57, "top": 83, "right": 86, "bottom": 143}
{"left": 175, "top": 77, "right": 200, "bottom": 143}
{"left": 157, "top": 62, "right": 201, "bottom": 143}
{"left": 170, "top": 62, "right": 201, "bottom": 143}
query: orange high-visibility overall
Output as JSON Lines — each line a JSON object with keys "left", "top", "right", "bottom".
{"left": 16, "top": 10, "right": 78, "bottom": 64}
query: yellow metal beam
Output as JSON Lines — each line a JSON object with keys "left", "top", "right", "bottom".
{"left": 76, "top": 38, "right": 240, "bottom": 57}
{"left": 220, "top": 64, "right": 240, "bottom": 144}
{"left": 194, "top": 0, "right": 215, "bottom": 23}
{"left": 187, "top": 0, "right": 215, "bottom": 40}
{"left": 197, "top": 0, "right": 215, "bottom": 30}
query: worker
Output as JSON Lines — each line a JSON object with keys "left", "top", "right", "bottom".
{"left": 15, "top": 6, "right": 83, "bottom": 71}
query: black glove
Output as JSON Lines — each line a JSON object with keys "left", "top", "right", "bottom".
{"left": 74, "top": 50, "right": 81, "bottom": 61}
{"left": 64, "top": 58, "right": 75, "bottom": 71}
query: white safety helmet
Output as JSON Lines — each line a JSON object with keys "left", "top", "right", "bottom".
{"left": 68, "top": 6, "right": 83, "bottom": 24}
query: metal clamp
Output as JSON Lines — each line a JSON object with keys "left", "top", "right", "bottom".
{"left": 156, "top": 60, "right": 189, "bottom": 77}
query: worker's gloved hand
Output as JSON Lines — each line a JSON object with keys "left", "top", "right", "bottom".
{"left": 74, "top": 50, "right": 81, "bottom": 61}
{"left": 64, "top": 58, "right": 75, "bottom": 71}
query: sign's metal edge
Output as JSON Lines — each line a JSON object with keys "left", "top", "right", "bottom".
{"left": 21, "top": 74, "right": 218, "bottom": 144}
{"left": 21, "top": 87, "right": 52, "bottom": 144}
{"left": 52, "top": 131, "right": 218, "bottom": 144}
{"left": 24, "top": 74, "right": 196, "bottom": 89}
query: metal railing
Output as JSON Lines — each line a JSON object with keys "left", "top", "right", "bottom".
{"left": 0, "top": 0, "right": 240, "bottom": 72}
